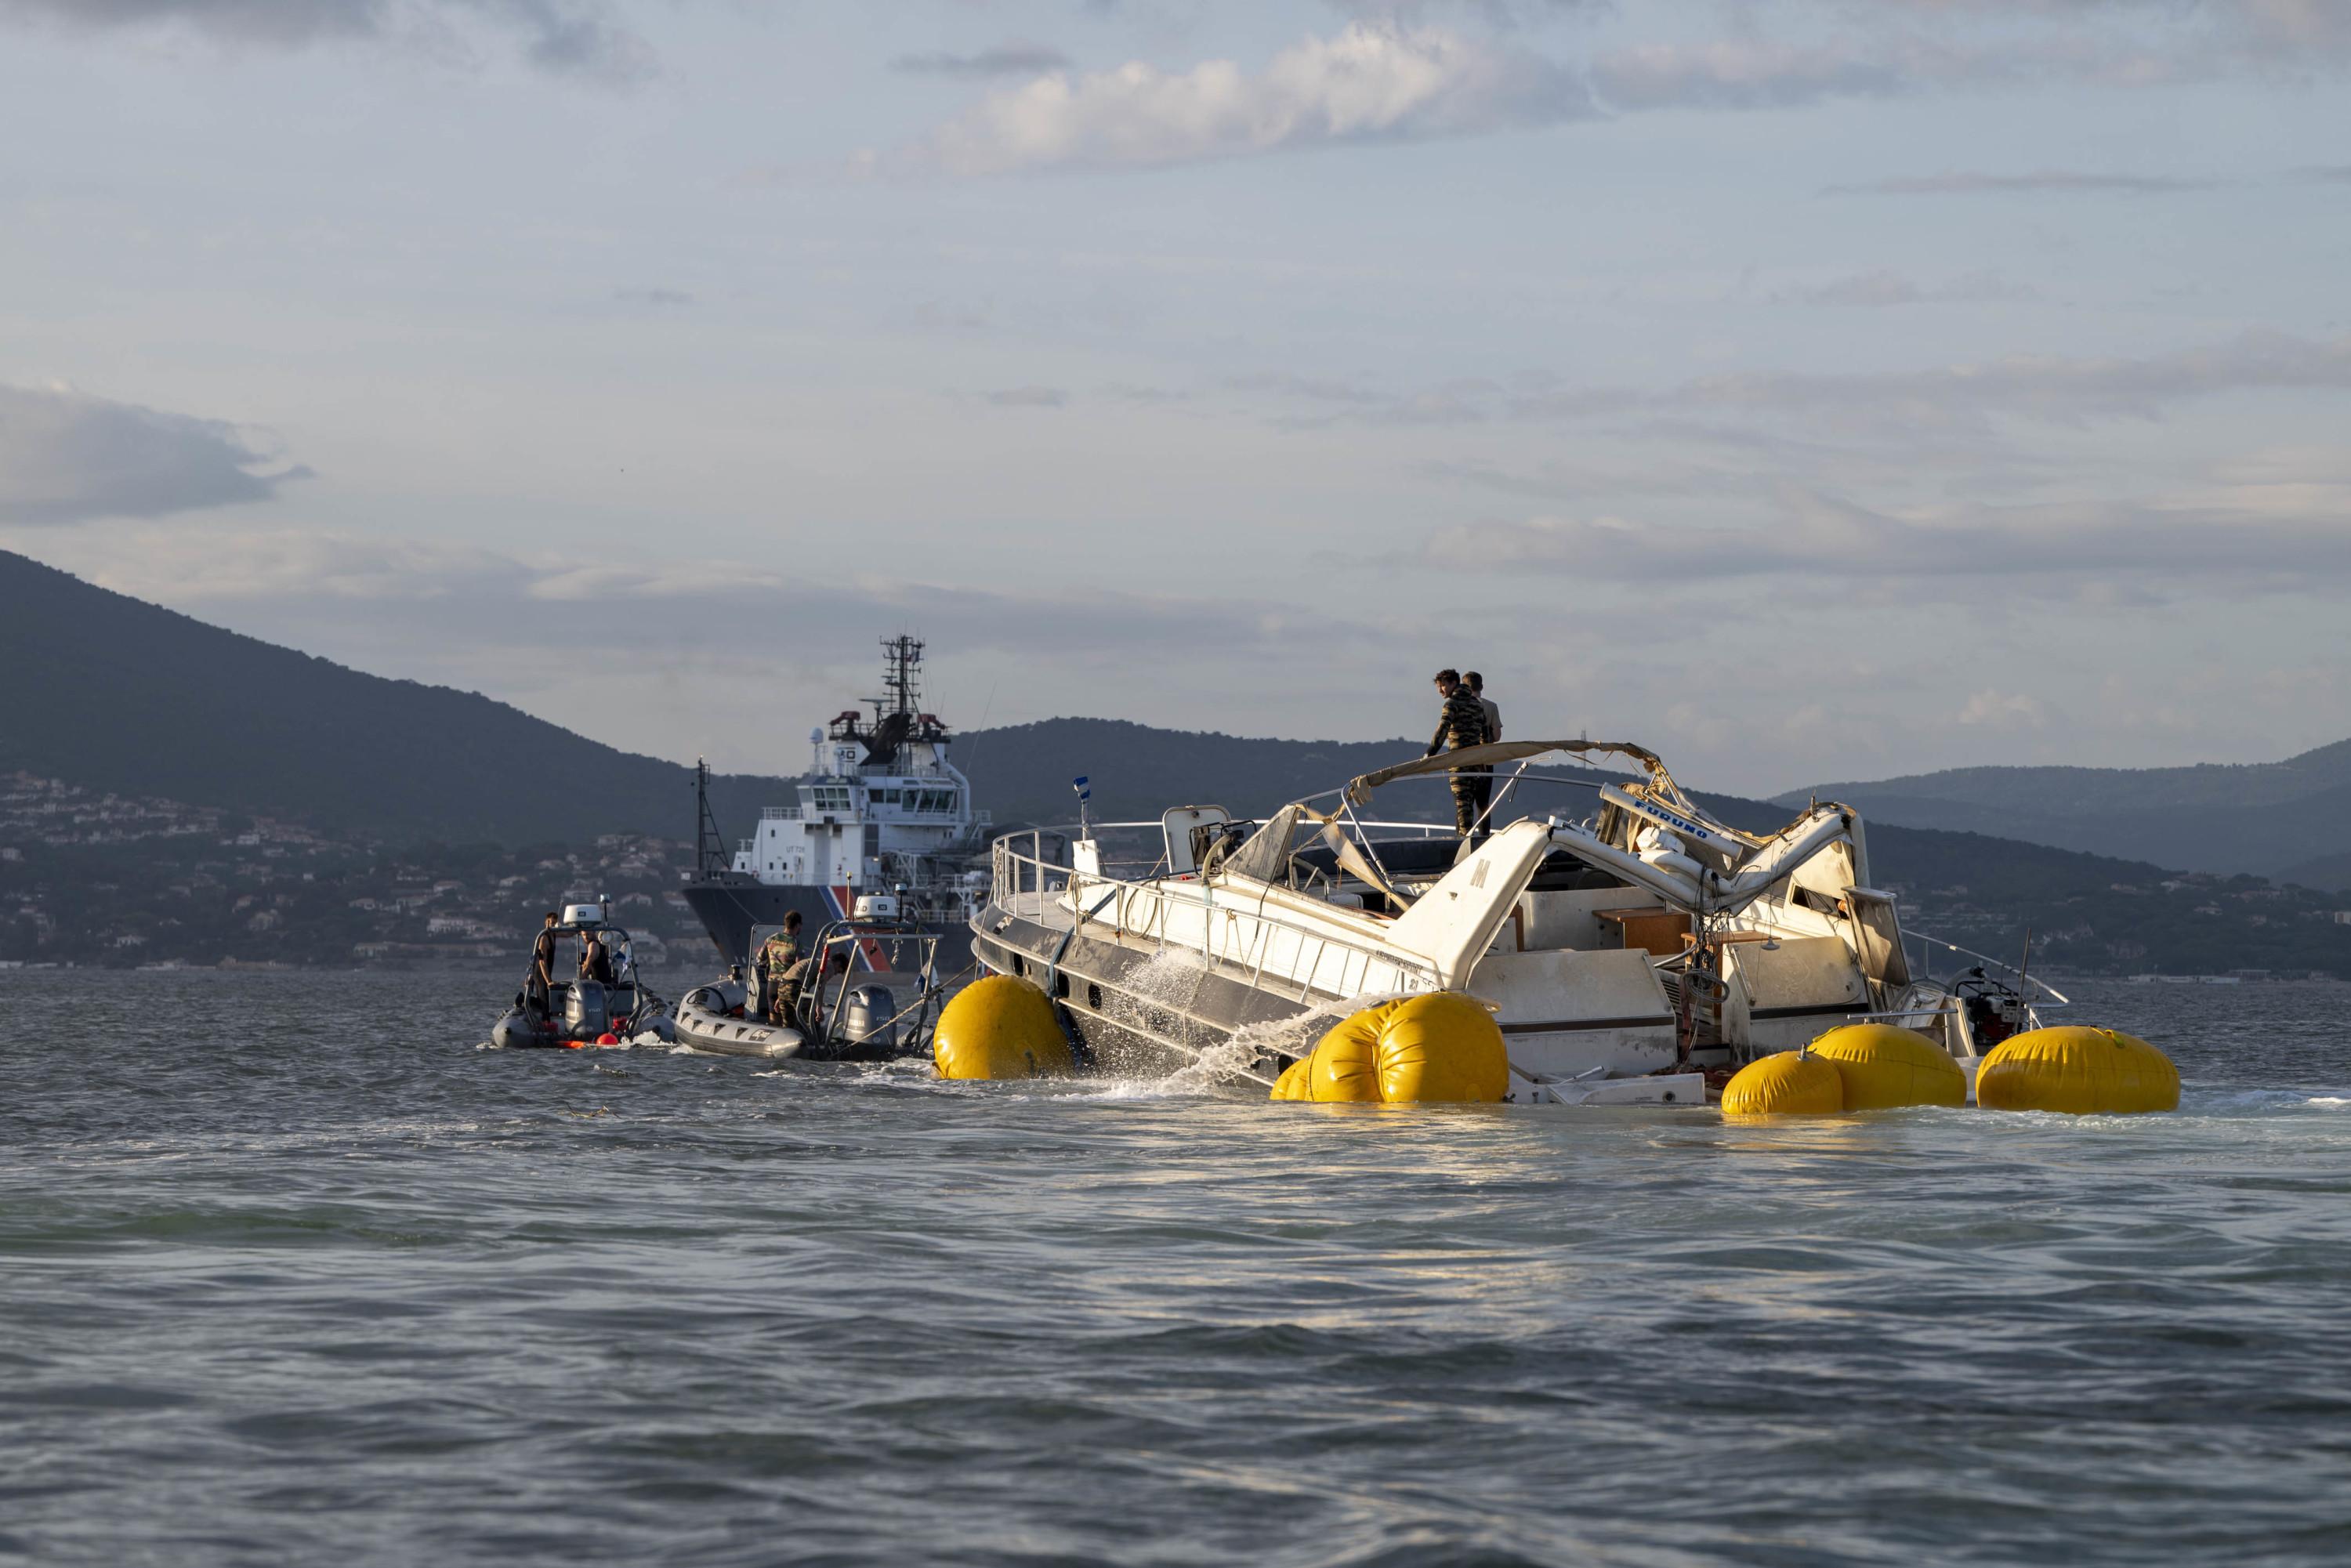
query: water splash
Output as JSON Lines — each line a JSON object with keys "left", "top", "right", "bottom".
{"left": 1089, "top": 945, "right": 1215, "bottom": 1075}
{"left": 1052, "top": 938, "right": 1432, "bottom": 1095}
{"left": 1204, "top": 986, "right": 1418, "bottom": 1088}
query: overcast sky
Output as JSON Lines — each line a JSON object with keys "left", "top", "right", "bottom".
{"left": 4, "top": 0, "right": 2349, "bottom": 794}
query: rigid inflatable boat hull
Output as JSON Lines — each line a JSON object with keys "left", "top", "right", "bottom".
{"left": 672, "top": 985, "right": 807, "bottom": 1059}
{"left": 669, "top": 979, "right": 919, "bottom": 1063}
{"left": 491, "top": 1011, "right": 574, "bottom": 1050}
{"left": 489, "top": 1009, "right": 672, "bottom": 1050}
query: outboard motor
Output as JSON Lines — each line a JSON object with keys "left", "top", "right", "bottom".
{"left": 837, "top": 984, "right": 898, "bottom": 1058}
{"left": 566, "top": 980, "right": 610, "bottom": 1039}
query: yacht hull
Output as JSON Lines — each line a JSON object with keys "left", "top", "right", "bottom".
{"left": 970, "top": 880, "right": 1686, "bottom": 1092}
{"left": 971, "top": 907, "right": 1361, "bottom": 1087}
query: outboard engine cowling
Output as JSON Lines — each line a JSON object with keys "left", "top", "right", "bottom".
{"left": 566, "top": 980, "right": 610, "bottom": 1038}
{"left": 838, "top": 984, "right": 897, "bottom": 1057}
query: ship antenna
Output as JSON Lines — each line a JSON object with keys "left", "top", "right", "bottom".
{"left": 879, "top": 632, "right": 923, "bottom": 719}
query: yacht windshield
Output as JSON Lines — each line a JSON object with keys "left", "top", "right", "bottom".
{"left": 1221, "top": 804, "right": 1304, "bottom": 884}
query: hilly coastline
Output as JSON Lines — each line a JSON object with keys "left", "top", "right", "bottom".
{"left": 1782, "top": 744, "right": 2351, "bottom": 891}
{"left": 4, "top": 548, "right": 2347, "bottom": 976}
{"left": 0, "top": 549, "right": 788, "bottom": 846}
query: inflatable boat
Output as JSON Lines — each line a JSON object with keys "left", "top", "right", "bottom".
{"left": 670, "top": 916, "right": 950, "bottom": 1062}
{"left": 671, "top": 977, "right": 807, "bottom": 1058}
{"left": 488, "top": 900, "right": 672, "bottom": 1049}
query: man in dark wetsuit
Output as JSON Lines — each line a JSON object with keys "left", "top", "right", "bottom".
{"left": 527, "top": 911, "right": 559, "bottom": 1014}
{"left": 578, "top": 927, "right": 615, "bottom": 986}
{"left": 753, "top": 911, "right": 804, "bottom": 1023}
{"left": 1464, "top": 671, "right": 1501, "bottom": 835}
{"left": 1424, "top": 668, "right": 1491, "bottom": 839}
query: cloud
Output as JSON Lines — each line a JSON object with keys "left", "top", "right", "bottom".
{"left": 891, "top": 43, "right": 1074, "bottom": 78}
{"left": 1824, "top": 169, "right": 2221, "bottom": 196}
{"left": 502, "top": 0, "right": 650, "bottom": 81}
{"left": 13, "top": 523, "right": 1431, "bottom": 780}
{"left": 1958, "top": 690, "right": 2054, "bottom": 729}
{"left": 1425, "top": 489, "right": 2351, "bottom": 595}
{"left": 1226, "top": 369, "right": 1506, "bottom": 426}
{"left": 1581, "top": 21, "right": 2197, "bottom": 113}
{"left": 865, "top": 2, "right": 2351, "bottom": 176}
{"left": 2, "top": 0, "right": 377, "bottom": 45}
{"left": 1328, "top": 0, "right": 1603, "bottom": 22}
{"left": 0, "top": 0, "right": 656, "bottom": 82}
{"left": 1225, "top": 371, "right": 1388, "bottom": 406}
{"left": 1099, "top": 382, "right": 1190, "bottom": 405}
{"left": 980, "top": 386, "right": 1070, "bottom": 407}
{"left": 2227, "top": 0, "right": 2351, "bottom": 62}
{"left": 1809, "top": 1, "right": 2351, "bottom": 78}
{"left": 0, "top": 383, "right": 306, "bottom": 526}
{"left": 1232, "top": 330, "right": 2351, "bottom": 433}
{"left": 1653, "top": 331, "right": 2351, "bottom": 429}
{"left": 1588, "top": 38, "right": 1959, "bottom": 112}
{"left": 30, "top": 524, "right": 1373, "bottom": 670}
{"left": 876, "top": 22, "right": 1594, "bottom": 176}
{"left": 1773, "top": 269, "right": 2039, "bottom": 306}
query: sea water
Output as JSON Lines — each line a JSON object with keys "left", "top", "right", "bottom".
{"left": 3, "top": 970, "right": 2349, "bottom": 1566}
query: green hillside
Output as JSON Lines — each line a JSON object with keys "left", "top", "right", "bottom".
{"left": 0, "top": 549, "right": 784, "bottom": 845}
{"left": 1797, "top": 742, "right": 2351, "bottom": 814}
{"left": 1780, "top": 743, "right": 2351, "bottom": 888}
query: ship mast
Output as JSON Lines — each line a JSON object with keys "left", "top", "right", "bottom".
{"left": 851, "top": 636, "right": 933, "bottom": 770}
{"left": 693, "top": 758, "right": 729, "bottom": 878}
{"left": 874, "top": 634, "right": 924, "bottom": 723}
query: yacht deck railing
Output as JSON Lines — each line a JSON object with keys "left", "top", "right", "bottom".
{"left": 1909, "top": 931, "right": 2071, "bottom": 1006}
{"left": 987, "top": 830, "right": 1443, "bottom": 1004}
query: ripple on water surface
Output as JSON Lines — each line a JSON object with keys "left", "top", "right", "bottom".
{"left": 3, "top": 970, "right": 2350, "bottom": 1566}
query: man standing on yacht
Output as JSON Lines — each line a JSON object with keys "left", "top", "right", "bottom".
{"left": 1424, "top": 668, "right": 1491, "bottom": 839}
{"left": 1465, "top": 672, "right": 1501, "bottom": 834}
{"left": 1466, "top": 672, "right": 1500, "bottom": 743}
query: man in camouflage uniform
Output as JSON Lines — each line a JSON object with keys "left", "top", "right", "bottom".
{"left": 753, "top": 910, "right": 803, "bottom": 1023}
{"left": 1424, "top": 668, "right": 1491, "bottom": 839}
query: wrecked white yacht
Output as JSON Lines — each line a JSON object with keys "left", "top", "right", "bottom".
{"left": 968, "top": 741, "right": 2055, "bottom": 1103}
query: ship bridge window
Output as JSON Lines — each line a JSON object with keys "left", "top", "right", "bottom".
{"left": 811, "top": 786, "right": 854, "bottom": 811}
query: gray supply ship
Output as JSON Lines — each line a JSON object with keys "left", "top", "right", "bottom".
{"left": 679, "top": 636, "right": 987, "bottom": 977}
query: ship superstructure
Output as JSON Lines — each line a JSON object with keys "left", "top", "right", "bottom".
{"left": 681, "top": 636, "right": 989, "bottom": 971}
